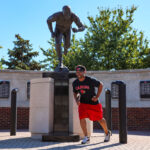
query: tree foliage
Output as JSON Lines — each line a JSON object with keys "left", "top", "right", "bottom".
{"left": 40, "top": 38, "right": 58, "bottom": 70}
{"left": 2, "top": 34, "right": 44, "bottom": 70}
{"left": 82, "top": 6, "right": 150, "bottom": 70}
{"left": 41, "top": 6, "right": 150, "bottom": 71}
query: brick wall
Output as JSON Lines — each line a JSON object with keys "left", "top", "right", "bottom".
{"left": 0, "top": 107, "right": 150, "bottom": 130}
{"left": 0, "top": 107, "right": 29, "bottom": 129}
{"left": 94, "top": 108, "right": 150, "bottom": 131}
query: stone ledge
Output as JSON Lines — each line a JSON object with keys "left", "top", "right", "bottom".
{"left": 42, "top": 133, "right": 80, "bottom": 142}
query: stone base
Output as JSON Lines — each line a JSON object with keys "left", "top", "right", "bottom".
{"left": 42, "top": 133, "right": 80, "bottom": 142}
{"left": 31, "top": 133, "right": 43, "bottom": 139}
{"left": 54, "top": 65, "right": 69, "bottom": 73}
{"left": 42, "top": 72, "right": 76, "bottom": 79}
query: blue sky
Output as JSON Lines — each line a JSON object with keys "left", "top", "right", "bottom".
{"left": 0, "top": 0, "right": 150, "bottom": 62}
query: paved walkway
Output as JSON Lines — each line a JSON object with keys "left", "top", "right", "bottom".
{"left": 0, "top": 130, "right": 150, "bottom": 150}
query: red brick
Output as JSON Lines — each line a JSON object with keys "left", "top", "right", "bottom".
{"left": 0, "top": 107, "right": 29, "bottom": 129}
{"left": 94, "top": 108, "right": 150, "bottom": 131}
{"left": 0, "top": 107, "right": 150, "bottom": 130}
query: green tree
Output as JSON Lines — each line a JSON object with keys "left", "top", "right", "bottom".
{"left": 63, "top": 35, "right": 96, "bottom": 70}
{"left": 2, "top": 34, "right": 44, "bottom": 70}
{"left": 81, "top": 6, "right": 150, "bottom": 70}
{"left": 0, "top": 61, "right": 2, "bottom": 69}
{"left": 41, "top": 6, "right": 150, "bottom": 71}
{"left": 40, "top": 38, "right": 58, "bottom": 70}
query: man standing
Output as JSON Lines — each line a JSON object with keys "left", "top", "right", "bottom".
{"left": 47, "top": 6, "right": 85, "bottom": 69}
{"left": 72, "top": 65, "right": 111, "bottom": 144}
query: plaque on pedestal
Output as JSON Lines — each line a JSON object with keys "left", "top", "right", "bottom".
{"left": 0, "top": 81, "right": 10, "bottom": 98}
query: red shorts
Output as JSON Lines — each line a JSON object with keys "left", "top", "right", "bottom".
{"left": 78, "top": 103, "right": 103, "bottom": 121}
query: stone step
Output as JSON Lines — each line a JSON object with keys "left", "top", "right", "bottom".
{"left": 42, "top": 133, "right": 80, "bottom": 142}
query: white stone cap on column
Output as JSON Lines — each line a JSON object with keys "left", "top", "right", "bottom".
{"left": 31, "top": 78, "right": 54, "bottom": 84}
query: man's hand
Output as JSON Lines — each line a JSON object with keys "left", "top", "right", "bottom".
{"left": 92, "top": 96, "right": 99, "bottom": 102}
{"left": 72, "top": 28, "right": 78, "bottom": 33}
{"left": 76, "top": 93, "right": 80, "bottom": 106}
{"left": 76, "top": 100, "right": 80, "bottom": 106}
{"left": 51, "top": 32, "right": 56, "bottom": 38}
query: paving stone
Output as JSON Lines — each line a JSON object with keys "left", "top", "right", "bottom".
{"left": 0, "top": 130, "right": 150, "bottom": 150}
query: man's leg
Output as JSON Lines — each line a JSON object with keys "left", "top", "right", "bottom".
{"left": 98, "top": 118, "right": 111, "bottom": 142}
{"left": 63, "top": 30, "right": 71, "bottom": 55}
{"left": 55, "top": 32, "right": 63, "bottom": 66}
{"left": 80, "top": 118, "right": 88, "bottom": 137}
{"left": 97, "top": 118, "right": 108, "bottom": 135}
{"left": 80, "top": 118, "right": 90, "bottom": 144}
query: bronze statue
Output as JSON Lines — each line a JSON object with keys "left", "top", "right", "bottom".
{"left": 47, "top": 5, "right": 85, "bottom": 71}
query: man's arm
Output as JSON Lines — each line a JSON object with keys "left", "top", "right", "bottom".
{"left": 73, "top": 92, "right": 80, "bottom": 106}
{"left": 72, "top": 81, "right": 80, "bottom": 106}
{"left": 47, "top": 13, "right": 58, "bottom": 37}
{"left": 92, "top": 82, "right": 103, "bottom": 102}
{"left": 72, "top": 13, "right": 85, "bottom": 33}
{"left": 47, "top": 16, "right": 55, "bottom": 33}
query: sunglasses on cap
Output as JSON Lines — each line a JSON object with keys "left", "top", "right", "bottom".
{"left": 76, "top": 67, "right": 85, "bottom": 72}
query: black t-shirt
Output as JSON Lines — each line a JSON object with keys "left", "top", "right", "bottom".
{"left": 72, "top": 76, "right": 101, "bottom": 105}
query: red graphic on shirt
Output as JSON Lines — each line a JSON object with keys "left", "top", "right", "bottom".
{"left": 80, "top": 89, "right": 86, "bottom": 94}
{"left": 75, "top": 85, "right": 90, "bottom": 90}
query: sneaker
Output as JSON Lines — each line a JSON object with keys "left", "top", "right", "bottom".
{"left": 81, "top": 136, "right": 90, "bottom": 144}
{"left": 104, "top": 130, "right": 111, "bottom": 142}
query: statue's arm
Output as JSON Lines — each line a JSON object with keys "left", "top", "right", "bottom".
{"left": 72, "top": 13, "right": 85, "bottom": 32}
{"left": 47, "top": 13, "right": 58, "bottom": 33}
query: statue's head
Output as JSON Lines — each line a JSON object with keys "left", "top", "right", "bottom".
{"left": 62, "top": 5, "right": 71, "bottom": 19}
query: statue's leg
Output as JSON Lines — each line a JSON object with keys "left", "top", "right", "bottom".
{"left": 55, "top": 32, "right": 63, "bottom": 66}
{"left": 64, "top": 30, "right": 71, "bottom": 55}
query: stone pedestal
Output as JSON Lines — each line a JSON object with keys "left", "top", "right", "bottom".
{"left": 29, "top": 76, "right": 93, "bottom": 140}
{"left": 42, "top": 72, "right": 80, "bottom": 142}
{"left": 53, "top": 73, "right": 69, "bottom": 134}
{"left": 29, "top": 78, "right": 54, "bottom": 139}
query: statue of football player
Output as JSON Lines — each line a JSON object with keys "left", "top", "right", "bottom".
{"left": 47, "top": 5, "right": 85, "bottom": 71}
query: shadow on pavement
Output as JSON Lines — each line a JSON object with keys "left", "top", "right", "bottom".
{"left": 0, "top": 137, "right": 57, "bottom": 149}
{"left": 0, "top": 136, "right": 122, "bottom": 150}
{"left": 40, "top": 142, "right": 122, "bottom": 150}
{"left": 127, "top": 131, "right": 150, "bottom": 136}
{"left": 94, "top": 129, "right": 150, "bottom": 137}
{"left": 90, "top": 143, "right": 122, "bottom": 150}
